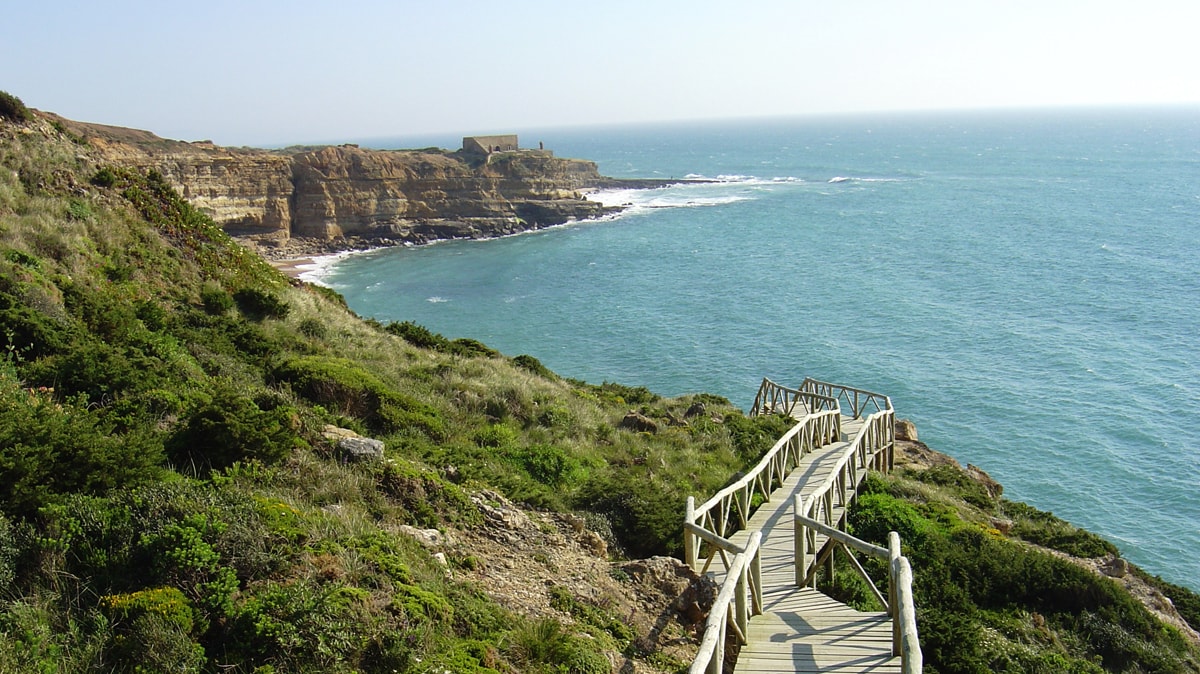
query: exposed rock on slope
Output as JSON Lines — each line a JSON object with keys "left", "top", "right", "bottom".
{"left": 403, "top": 488, "right": 717, "bottom": 673}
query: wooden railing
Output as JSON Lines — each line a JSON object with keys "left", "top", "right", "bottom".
{"left": 792, "top": 507, "right": 922, "bottom": 674}
{"left": 751, "top": 377, "right": 839, "bottom": 417}
{"left": 684, "top": 410, "right": 842, "bottom": 573}
{"left": 792, "top": 409, "right": 896, "bottom": 586}
{"left": 688, "top": 532, "right": 763, "bottom": 674}
{"left": 685, "top": 378, "right": 909, "bottom": 673}
{"left": 800, "top": 378, "right": 892, "bottom": 419}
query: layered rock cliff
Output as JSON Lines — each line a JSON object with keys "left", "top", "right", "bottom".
{"left": 52, "top": 114, "right": 617, "bottom": 245}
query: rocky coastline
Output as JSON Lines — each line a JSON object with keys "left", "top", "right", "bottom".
{"left": 49, "top": 112, "right": 691, "bottom": 273}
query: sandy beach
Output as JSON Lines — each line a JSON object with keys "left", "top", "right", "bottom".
{"left": 268, "top": 257, "right": 316, "bottom": 279}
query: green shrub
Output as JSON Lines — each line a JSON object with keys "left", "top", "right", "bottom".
{"left": 724, "top": 412, "right": 794, "bottom": 461}
{"left": 848, "top": 492, "right": 938, "bottom": 549}
{"left": 386, "top": 320, "right": 450, "bottom": 350}
{"left": 32, "top": 339, "right": 157, "bottom": 400}
{"left": 273, "top": 356, "right": 443, "bottom": 436}
{"left": 507, "top": 444, "right": 585, "bottom": 488}
{"left": 451, "top": 338, "right": 499, "bottom": 358}
{"left": 377, "top": 460, "right": 479, "bottom": 527}
{"left": 297, "top": 317, "right": 326, "bottom": 339}
{"left": 912, "top": 464, "right": 997, "bottom": 510}
{"left": 0, "top": 513, "right": 16, "bottom": 596}
{"left": 139, "top": 516, "right": 239, "bottom": 619}
{"left": 65, "top": 198, "right": 91, "bottom": 222}
{"left": 590, "top": 378, "right": 657, "bottom": 402}
{"left": 1003, "top": 500, "right": 1117, "bottom": 558}
{"left": 0, "top": 293, "right": 71, "bottom": 361}
{"left": 377, "top": 401, "right": 447, "bottom": 440}
{"left": 845, "top": 476, "right": 1199, "bottom": 673}
{"left": 233, "top": 287, "right": 289, "bottom": 320}
{"left": 91, "top": 167, "right": 119, "bottom": 188}
{"left": 227, "top": 578, "right": 374, "bottom": 670}
{"left": 511, "top": 354, "right": 555, "bottom": 379}
{"left": 579, "top": 471, "right": 684, "bottom": 558}
{"left": 0, "top": 369, "right": 163, "bottom": 517}
{"left": 101, "top": 587, "right": 205, "bottom": 672}
{"left": 383, "top": 321, "right": 499, "bottom": 358}
{"left": 474, "top": 423, "right": 518, "bottom": 448}
{"left": 505, "top": 618, "right": 609, "bottom": 674}
{"left": 0, "top": 91, "right": 33, "bottom": 123}
{"left": 167, "top": 384, "right": 305, "bottom": 473}
{"left": 199, "top": 285, "right": 234, "bottom": 314}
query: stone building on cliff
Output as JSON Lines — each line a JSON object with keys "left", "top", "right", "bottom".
{"left": 463, "top": 135, "right": 518, "bottom": 154}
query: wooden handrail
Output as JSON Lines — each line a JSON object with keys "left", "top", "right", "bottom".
{"left": 893, "top": 556, "right": 921, "bottom": 673}
{"left": 752, "top": 377, "right": 839, "bottom": 417}
{"left": 793, "top": 408, "right": 896, "bottom": 587}
{"left": 685, "top": 378, "right": 915, "bottom": 672}
{"left": 794, "top": 504, "right": 922, "bottom": 672}
{"left": 685, "top": 410, "right": 841, "bottom": 570}
{"left": 689, "top": 531, "right": 763, "bottom": 674}
{"left": 800, "top": 377, "right": 892, "bottom": 419}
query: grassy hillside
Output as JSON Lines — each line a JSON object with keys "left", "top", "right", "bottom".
{"left": 0, "top": 97, "right": 778, "bottom": 673}
{"left": 2, "top": 94, "right": 1199, "bottom": 673}
{"left": 836, "top": 459, "right": 1200, "bottom": 673}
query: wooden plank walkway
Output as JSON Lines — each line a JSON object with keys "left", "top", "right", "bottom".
{"left": 699, "top": 415, "right": 902, "bottom": 673}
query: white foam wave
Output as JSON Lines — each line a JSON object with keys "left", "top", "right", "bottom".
{"left": 828, "top": 176, "right": 905, "bottom": 184}
{"left": 426, "top": 296, "right": 449, "bottom": 303}
{"left": 681, "top": 173, "right": 806, "bottom": 185}
{"left": 295, "top": 249, "right": 374, "bottom": 286}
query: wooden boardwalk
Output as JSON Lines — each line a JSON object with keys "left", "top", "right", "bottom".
{"left": 698, "top": 414, "right": 904, "bottom": 673}
{"left": 735, "top": 587, "right": 899, "bottom": 673}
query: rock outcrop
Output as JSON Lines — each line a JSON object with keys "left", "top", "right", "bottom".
{"left": 54, "top": 114, "right": 621, "bottom": 245}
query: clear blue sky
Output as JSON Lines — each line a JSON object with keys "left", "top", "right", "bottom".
{"left": 3, "top": 0, "right": 1197, "bottom": 146}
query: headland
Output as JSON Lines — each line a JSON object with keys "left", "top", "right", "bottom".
{"left": 47, "top": 113, "right": 690, "bottom": 270}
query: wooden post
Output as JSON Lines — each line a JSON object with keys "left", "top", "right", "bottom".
{"left": 826, "top": 541, "right": 835, "bottom": 587}
{"left": 711, "top": 622, "right": 724, "bottom": 674}
{"left": 736, "top": 562, "right": 749, "bottom": 639}
{"left": 751, "top": 544, "right": 763, "bottom": 614}
{"left": 794, "top": 494, "right": 806, "bottom": 586}
{"left": 889, "top": 532, "right": 901, "bottom": 655}
{"left": 897, "top": 557, "right": 921, "bottom": 674}
{"left": 685, "top": 497, "right": 696, "bottom": 569}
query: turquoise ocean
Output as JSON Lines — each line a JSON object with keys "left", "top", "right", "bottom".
{"left": 317, "top": 108, "right": 1200, "bottom": 589}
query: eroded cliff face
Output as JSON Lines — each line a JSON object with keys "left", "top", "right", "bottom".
{"left": 61, "top": 115, "right": 614, "bottom": 244}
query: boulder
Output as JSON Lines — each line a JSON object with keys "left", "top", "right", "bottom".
{"left": 338, "top": 436, "right": 385, "bottom": 463}
{"left": 989, "top": 517, "right": 1014, "bottom": 535}
{"left": 323, "top": 424, "right": 385, "bottom": 462}
{"left": 620, "top": 411, "right": 659, "bottom": 434}
{"left": 895, "top": 418, "right": 918, "bottom": 441}
{"left": 1101, "top": 556, "right": 1130, "bottom": 578}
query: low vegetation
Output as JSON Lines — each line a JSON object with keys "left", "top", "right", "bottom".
{"left": 0, "top": 107, "right": 767, "bottom": 672}
{"left": 2, "top": 96, "right": 1198, "bottom": 673}
{"left": 830, "top": 465, "right": 1200, "bottom": 673}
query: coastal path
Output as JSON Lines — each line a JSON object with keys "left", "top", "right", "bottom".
{"left": 684, "top": 378, "right": 921, "bottom": 674}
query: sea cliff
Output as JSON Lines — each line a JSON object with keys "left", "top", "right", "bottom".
{"left": 49, "top": 113, "right": 622, "bottom": 250}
